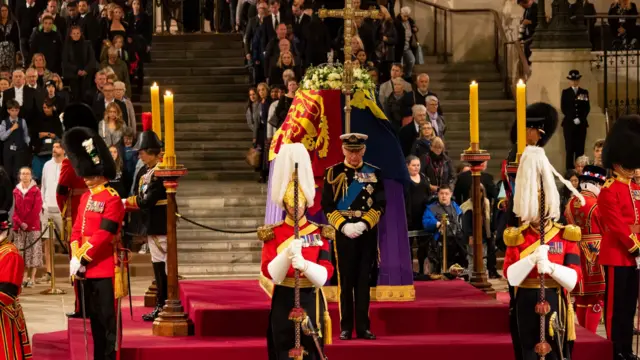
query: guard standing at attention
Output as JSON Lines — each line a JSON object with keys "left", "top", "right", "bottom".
{"left": 564, "top": 165, "right": 607, "bottom": 333}
{"left": 0, "top": 210, "right": 33, "bottom": 360}
{"left": 259, "top": 143, "right": 334, "bottom": 359}
{"left": 560, "top": 69, "right": 590, "bottom": 170}
{"left": 597, "top": 115, "right": 640, "bottom": 360}
{"left": 124, "top": 117, "right": 167, "bottom": 322}
{"left": 64, "top": 126, "right": 125, "bottom": 360}
{"left": 321, "top": 133, "right": 386, "bottom": 341}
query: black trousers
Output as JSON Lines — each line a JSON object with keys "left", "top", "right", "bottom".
{"left": 508, "top": 286, "right": 523, "bottom": 360}
{"left": 84, "top": 278, "right": 117, "bottom": 360}
{"left": 152, "top": 261, "right": 168, "bottom": 307}
{"left": 514, "top": 287, "right": 572, "bottom": 360}
{"left": 267, "top": 286, "right": 325, "bottom": 360}
{"left": 604, "top": 266, "right": 639, "bottom": 357}
{"left": 334, "top": 228, "right": 377, "bottom": 334}
{"left": 563, "top": 125, "right": 587, "bottom": 170}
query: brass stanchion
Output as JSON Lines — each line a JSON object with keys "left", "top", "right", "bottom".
{"left": 41, "top": 218, "right": 66, "bottom": 295}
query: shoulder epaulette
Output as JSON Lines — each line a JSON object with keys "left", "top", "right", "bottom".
{"left": 603, "top": 178, "right": 615, "bottom": 189}
{"left": 107, "top": 187, "right": 120, "bottom": 197}
{"left": 561, "top": 224, "right": 581, "bottom": 242}
{"left": 308, "top": 221, "right": 335, "bottom": 240}
{"left": 257, "top": 221, "right": 282, "bottom": 242}
{"left": 503, "top": 223, "right": 529, "bottom": 247}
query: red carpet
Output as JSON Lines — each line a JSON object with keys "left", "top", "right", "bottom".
{"left": 32, "top": 280, "right": 612, "bottom": 360}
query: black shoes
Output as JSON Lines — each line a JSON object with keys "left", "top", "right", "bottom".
{"left": 142, "top": 305, "right": 163, "bottom": 322}
{"left": 488, "top": 270, "right": 503, "bottom": 280}
{"left": 66, "top": 312, "right": 83, "bottom": 318}
{"left": 615, "top": 353, "right": 640, "bottom": 360}
{"left": 357, "top": 330, "right": 376, "bottom": 340}
{"left": 339, "top": 331, "right": 352, "bottom": 340}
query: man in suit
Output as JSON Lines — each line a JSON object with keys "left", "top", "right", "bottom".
{"left": 24, "top": 68, "right": 45, "bottom": 108}
{"left": 411, "top": 73, "right": 442, "bottom": 115}
{"left": 291, "top": 4, "right": 309, "bottom": 51}
{"left": 398, "top": 104, "right": 425, "bottom": 157}
{"left": 77, "top": 0, "right": 100, "bottom": 52}
{"left": 2, "top": 70, "right": 39, "bottom": 126}
{"left": 261, "top": 0, "right": 290, "bottom": 52}
{"left": 561, "top": 69, "right": 590, "bottom": 170}
{"left": 92, "top": 82, "right": 128, "bottom": 122}
{"left": 16, "top": 0, "right": 40, "bottom": 61}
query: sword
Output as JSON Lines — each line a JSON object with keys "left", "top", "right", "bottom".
{"left": 550, "top": 312, "right": 566, "bottom": 360}
{"left": 78, "top": 276, "right": 89, "bottom": 360}
{"left": 115, "top": 246, "right": 128, "bottom": 359}
{"left": 301, "top": 316, "right": 328, "bottom": 360}
{"left": 126, "top": 250, "right": 133, "bottom": 320}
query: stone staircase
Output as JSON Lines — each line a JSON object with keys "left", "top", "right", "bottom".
{"left": 139, "top": 34, "right": 265, "bottom": 278}
{"left": 414, "top": 59, "right": 514, "bottom": 177}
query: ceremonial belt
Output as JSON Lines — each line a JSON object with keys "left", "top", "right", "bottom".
{"left": 336, "top": 165, "right": 374, "bottom": 211}
{"left": 630, "top": 225, "right": 640, "bottom": 233}
{"left": 280, "top": 277, "right": 314, "bottom": 288}
{"left": 519, "top": 278, "right": 560, "bottom": 289}
{"left": 339, "top": 210, "right": 363, "bottom": 218}
{"left": 581, "top": 234, "right": 602, "bottom": 241}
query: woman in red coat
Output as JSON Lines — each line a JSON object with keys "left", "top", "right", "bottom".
{"left": 12, "top": 167, "right": 43, "bottom": 288}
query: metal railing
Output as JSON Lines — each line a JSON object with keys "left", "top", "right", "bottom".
{"left": 411, "top": 0, "right": 531, "bottom": 97}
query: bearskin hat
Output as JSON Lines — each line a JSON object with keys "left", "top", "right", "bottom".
{"left": 62, "top": 127, "right": 116, "bottom": 179}
{"left": 603, "top": 114, "right": 640, "bottom": 170}
{"left": 62, "top": 102, "right": 98, "bottom": 132}
{"left": 510, "top": 102, "right": 559, "bottom": 147}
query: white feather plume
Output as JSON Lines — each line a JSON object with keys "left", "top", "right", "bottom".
{"left": 270, "top": 143, "right": 316, "bottom": 208}
{"left": 514, "top": 146, "right": 585, "bottom": 222}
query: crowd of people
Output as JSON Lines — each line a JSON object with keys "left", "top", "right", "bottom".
{"left": 0, "top": 0, "right": 155, "bottom": 287}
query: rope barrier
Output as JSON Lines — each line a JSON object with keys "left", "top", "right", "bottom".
{"left": 16, "top": 226, "right": 49, "bottom": 252}
{"left": 175, "top": 213, "right": 257, "bottom": 234}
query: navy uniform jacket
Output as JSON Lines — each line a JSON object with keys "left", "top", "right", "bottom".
{"left": 125, "top": 163, "right": 167, "bottom": 236}
{"left": 561, "top": 87, "right": 590, "bottom": 128}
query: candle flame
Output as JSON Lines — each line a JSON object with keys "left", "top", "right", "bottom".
{"left": 518, "top": 79, "right": 524, "bottom": 85}
{"left": 152, "top": 82, "right": 158, "bottom": 87}
{"left": 471, "top": 80, "right": 477, "bottom": 85}
{"left": 165, "top": 91, "right": 172, "bottom": 96}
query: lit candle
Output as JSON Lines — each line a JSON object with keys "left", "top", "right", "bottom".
{"left": 163, "top": 91, "right": 175, "bottom": 167}
{"left": 516, "top": 79, "right": 526, "bottom": 158}
{"left": 469, "top": 81, "right": 479, "bottom": 145}
{"left": 151, "top": 82, "right": 162, "bottom": 140}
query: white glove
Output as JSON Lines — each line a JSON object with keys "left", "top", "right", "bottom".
{"left": 288, "top": 239, "right": 303, "bottom": 257}
{"left": 121, "top": 199, "right": 127, "bottom": 206}
{"left": 70, "top": 257, "right": 82, "bottom": 276}
{"left": 636, "top": 256, "right": 640, "bottom": 269}
{"left": 354, "top": 222, "right": 367, "bottom": 233}
{"left": 78, "top": 265, "right": 86, "bottom": 274}
{"left": 342, "top": 223, "right": 360, "bottom": 239}
{"left": 573, "top": 118, "right": 580, "bottom": 125}
{"left": 537, "top": 258, "right": 555, "bottom": 275}
{"left": 534, "top": 245, "right": 550, "bottom": 263}
{"left": 291, "top": 254, "right": 307, "bottom": 271}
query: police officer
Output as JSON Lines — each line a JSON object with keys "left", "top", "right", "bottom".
{"left": 124, "top": 119, "right": 167, "bottom": 322}
{"left": 561, "top": 69, "right": 591, "bottom": 170}
{"left": 64, "top": 126, "right": 125, "bottom": 360}
{"left": 321, "top": 133, "right": 386, "bottom": 341}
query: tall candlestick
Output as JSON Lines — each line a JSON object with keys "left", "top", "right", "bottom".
{"left": 151, "top": 82, "right": 162, "bottom": 140}
{"left": 163, "top": 91, "right": 175, "bottom": 168}
{"left": 469, "top": 81, "right": 479, "bottom": 146}
{"left": 516, "top": 79, "right": 526, "bottom": 159}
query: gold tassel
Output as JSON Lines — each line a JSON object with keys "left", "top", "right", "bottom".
{"left": 566, "top": 293, "right": 576, "bottom": 341}
{"left": 114, "top": 266, "right": 129, "bottom": 299}
{"left": 324, "top": 311, "right": 332, "bottom": 345}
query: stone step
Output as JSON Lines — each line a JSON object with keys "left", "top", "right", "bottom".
{"left": 145, "top": 66, "right": 249, "bottom": 77}
{"left": 444, "top": 111, "right": 514, "bottom": 122}
{"left": 149, "top": 57, "right": 246, "bottom": 68}
{"left": 174, "top": 113, "right": 247, "bottom": 122}
{"left": 175, "top": 122, "right": 248, "bottom": 132}
{"left": 142, "top": 84, "right": 249, "bottom": 94}
{"left": 177, "top": 228, "right": 258, "bottom": 241}
{"left": 177, "top": 149, "right": 250, "bottom": 161}
{"left": 178, "top": 250, "right": 261, "bottom": 264}
{"left": 429, "top": 99, "right": 514, "bottom": 113}
{"left": 178, "top": 195, "right": 267, "bottom": 208}
{"left": 177, "top": 262, "right": 261, "bottom": 276}
{"left": 52, "top": 253, "right": 153, "bottom": 278}
{"left": 446, "top": 129, "right": 512, "bottom": 140}
{"left": 152, "top": 40, "right": 244, "bottom": 51}
{"left": 175, "top": 140, "right": 249, "bottom": 151}
{"left": 144, "top": 74, "right": 250, "bottom": 85}
{"left": 413, "top": 62, "right": 497, "bottom": 74}
{"left": 179, "top": 206, "right": 266, "bottom": 218}
{"left": 175, "top": 131, "right": 251, "bottom": 141}
{"left": 177, "top": 239, "right": 263, "bottom": 252}
{"left": 425, "top": 71, "right": 502, "bottom": 83}
{"left": 152, "top": 33, "right": 243, "bottom": 42}
{"left": 178, "top": 217, "right": 263, "bottom": 230}
{"left": 431, "top": 89, "right": 505, "bottom": 101}
{"left": 183, "top": 170, "right": 259, "bottom": 181}
{"left": 153, "top": 49, "right": 246, "bottom": 60}
{"left": 138, "top": 102, "right": 246, "bottom": 114}
{"left": 180, "top": 159, "right": 254, "bottom": 171}
{"left": 140, "top": 92, "right": 247, "bottom": 103}
{"left": 176, "top": 181, "right": 266, "bottom": 196}
{"left": 429, "top": 81, "right": 504, "bottom": 92}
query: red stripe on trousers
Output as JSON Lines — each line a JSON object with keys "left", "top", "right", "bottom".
{"left": 606, "top": 268, "right": 615, "bottom": 339}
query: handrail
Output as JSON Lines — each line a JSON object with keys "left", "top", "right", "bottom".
{"left": 411, "top": 0, "right": 530, "bottom": 97}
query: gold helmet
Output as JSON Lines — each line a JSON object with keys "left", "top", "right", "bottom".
{"left": 271, "top": 143, "right": 315, "bottom": 209}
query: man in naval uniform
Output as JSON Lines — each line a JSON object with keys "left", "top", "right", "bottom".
{"left": 124, "top": 121, "right": 167, "bottom": 322}
{"left": 321, "top": 133, "right": 386, "bottom": 341}
{"left": 561, "top": 69, "right": 591, "bottom": 170}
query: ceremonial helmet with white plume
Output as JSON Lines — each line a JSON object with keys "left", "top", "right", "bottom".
{"left": 514, "top": 146, "right": 584, "bottom": 223}
{"left": 270, "top": 143, "right": 316, "bottom": 210}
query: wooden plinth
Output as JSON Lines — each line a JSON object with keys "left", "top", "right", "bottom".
{"left": 152, "top": 300, "right": 189, "bottom": 336}
{"left": 144, "top": 281, "right": 158, "bottom": 307}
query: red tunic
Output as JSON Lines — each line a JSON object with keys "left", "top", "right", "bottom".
{"left": 0, "top": 242, "right": 32, "bottom": 360}
{"left": 56, "top": 158, "right": 88, "bottom": 224}
{"left": 70, "top": 183, "right": 125, "bottom": 279}
{"left": 260, "top": 217, "right": 334, "bottom": 284}
{"left": 503, "top": 223, "right": 583, "bottom": 285}
{"left": 565, "top": 191, "right": 605, "bottom": 296}
{"left": 598, "top": 172, "right": 640, "bottom": 267}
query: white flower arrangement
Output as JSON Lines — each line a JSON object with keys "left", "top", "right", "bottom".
{"left": 301, "top": 64, "right": 375, "bottom": 91}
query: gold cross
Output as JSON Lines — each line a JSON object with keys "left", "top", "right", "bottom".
{"left": 318, "top": 3, "right": 378, "bottom": 133}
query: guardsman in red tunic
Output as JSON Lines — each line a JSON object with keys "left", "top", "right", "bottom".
{"left": 259, "top": 143, "right": 334, "bottom": 360}
{"left": 57, "top": 104, "right": 93, "bottom": 319}
{"left": 564, "top": 165, "right": 607, "bottom": 333}
{"left": 0, "top": 210, "right": 32, "bottom": 360}
{"left": 503, "top": 145, "right": 584, "bottom": 360}
{"left": 597, "top": 115, "right": 640, "bottom": 360}
{"left": 63, "top": 127, "right": 125, "bottom": 360}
